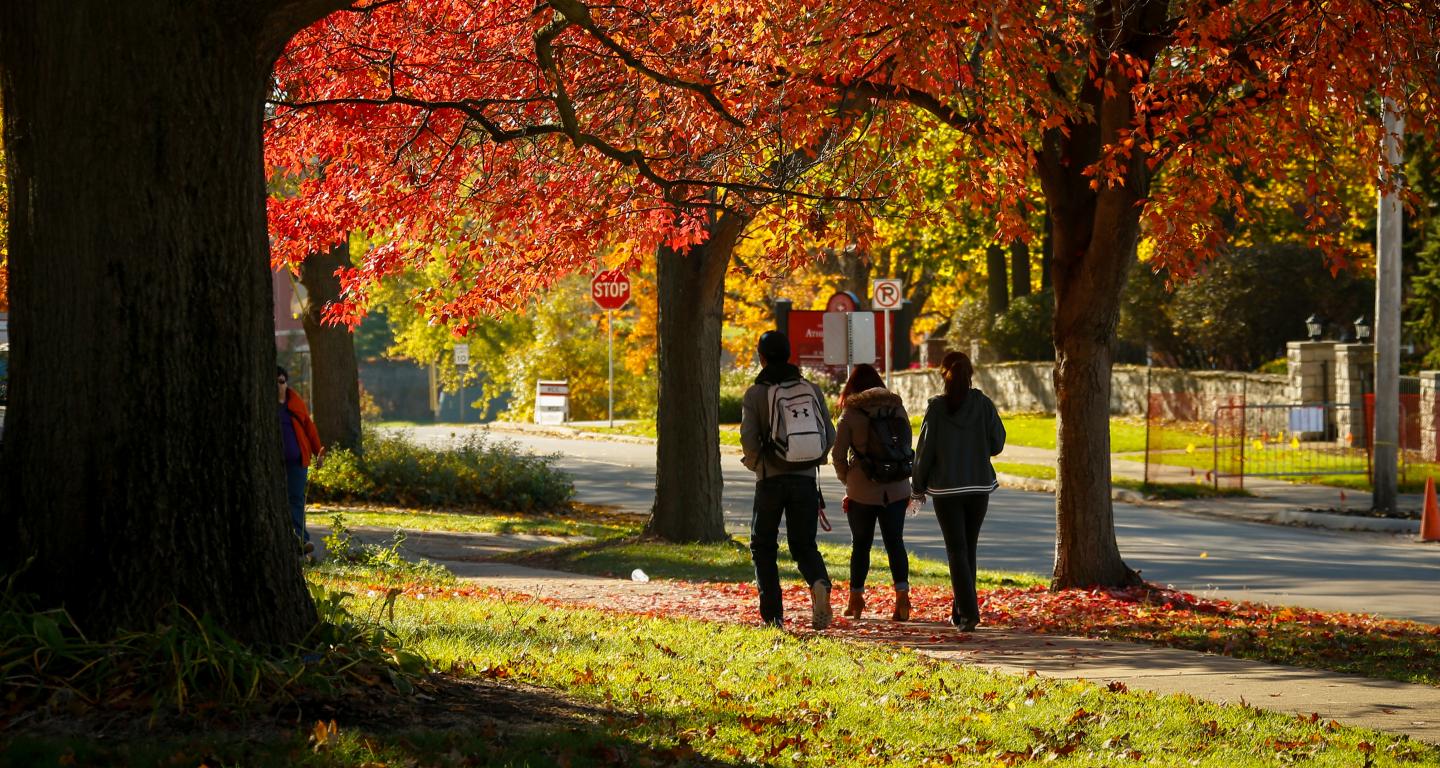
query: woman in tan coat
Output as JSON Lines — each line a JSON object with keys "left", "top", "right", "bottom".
{"left": 832, "top": 364, "right": 914, "bottom": 621}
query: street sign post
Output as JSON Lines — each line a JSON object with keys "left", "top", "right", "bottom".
{"left": 872, "top": 279, "right": 903, "bottom": 381}
{"left": 591, "top": 271, "right": 632, "bottom": 427}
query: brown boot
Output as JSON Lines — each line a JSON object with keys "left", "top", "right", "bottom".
{"left": 844, "top": 590, "right": 865, "bottom": 619}
{"left": 892, "top": 587, "right": 911, "bottom": 622}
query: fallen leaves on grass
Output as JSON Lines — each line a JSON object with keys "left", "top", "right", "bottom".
{"left": 371, "top": 574, "right": 1440, "bottom": 686}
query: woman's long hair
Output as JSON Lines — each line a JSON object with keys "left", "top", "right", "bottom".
{"left": 941, "top": 351, "right": 973, "bottom": 412}
{"left": 838, "top": 363, "right": 885, "bottom": 409}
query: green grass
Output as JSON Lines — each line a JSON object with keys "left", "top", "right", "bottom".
{"left": 502, "top": 535, "right": 1049, "bottom": 591}
{"left": 994, "top": 413, "right": 1154, "bottom": 453}
{"left": 582, "top": 414, "right": 1169, "bottom": 455}
{"left": 993, "top": 462, "right": 1252, "bottom": 498}
{"left": 396, "top": 593, "right": 1432, "bottom": 767}
{"left": 994, "top": 461, "right": 1057, "bottom": 480}
{"left": 19, "top": 588, "right": 1431, "bottom": 766}
{"left": 581, "top": 419, "right": 743, "bottom": 446}
{"left": 311, "top": 503, "right": 645, "bottom": 539}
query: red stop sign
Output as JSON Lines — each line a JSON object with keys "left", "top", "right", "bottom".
{"left": 591, "top": 270, "right": 631, "bottom": 310}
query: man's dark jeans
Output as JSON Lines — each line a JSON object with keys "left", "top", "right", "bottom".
{"left": 750, "top": 473, "right": 831, "bottom": 625}
{"left": 845, "top": 498, "right": 909, "bottom": 592}
{"left": 285, "top": 462, "right": 309, "bottom": 544}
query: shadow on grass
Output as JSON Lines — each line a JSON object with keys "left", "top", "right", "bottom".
{"left": 1, "top": 675, "right": 748, "bottom": 768}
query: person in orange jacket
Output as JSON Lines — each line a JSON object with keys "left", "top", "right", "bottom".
{"left": 278, "top": 366, "right": 322, "bottom": 553}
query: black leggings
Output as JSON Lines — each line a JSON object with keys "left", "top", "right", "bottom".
{"left": 933, "top": 494, "right": 988, "bottom": 625}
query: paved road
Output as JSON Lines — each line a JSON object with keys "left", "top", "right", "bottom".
{"left": 393, "top": 425, "right": 1440, "bottom": 624}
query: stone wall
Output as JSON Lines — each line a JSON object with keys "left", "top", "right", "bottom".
{"left": 889, "top": 363, "right": 1288, "bottom": 417}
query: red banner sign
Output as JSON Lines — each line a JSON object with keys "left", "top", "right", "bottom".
{"left": 787, "top": 310, "right": 887, "bottom": 369}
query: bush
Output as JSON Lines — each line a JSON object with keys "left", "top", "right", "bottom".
{"left": 1257, "top": 357, "right": 1288, "bottom": 375}
{"left": 988, "top": 290, "right": 1055, "bottom": 361}
{"left": 314, "top": 513, "right": 455, "bottom": 585}
{"left": 309, "top": 430, "right": 575, "bottom": 511}
{"left": 718, "top": 366, "right": 757, "bottom": 424}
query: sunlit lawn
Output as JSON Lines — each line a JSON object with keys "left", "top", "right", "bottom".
{"left": 992, "top": 461, "right": 1251, "bottom": 499}
{"left": 394, "top": 592, "right": 1432, "bottom": 767}
{"left": 576, "top": 414, "right": 1163, "bottom": 453}
{"left": 583, "top": 420, "right": 744, "bottom": 446}
{"left": 312, "top": 503, "right": 646, "bottom": 538}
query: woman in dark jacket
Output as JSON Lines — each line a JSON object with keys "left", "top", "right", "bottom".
{"left": 832, "top": 364, "right": 913, "bottom": 621}
{"left": 911, "top": 352, "right": 1006, "bottom": 631}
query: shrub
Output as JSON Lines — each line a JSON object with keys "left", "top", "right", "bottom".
{"left": 1257, "top": 357, "right": 1288, "bottom": 375}
{"left": 309, "top": 430, "right": 575, "bottom": 511}
{"left": 718, "top": 365, "right": 757, "bottom": 423}
{"left": 313, "top": 513, "right": 455, "bottom": 585}
{"left": 988, "top": 290, "right": 1055, "bottom": 361}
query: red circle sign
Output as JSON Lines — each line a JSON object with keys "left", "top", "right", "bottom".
{"left": 591, "top": 270, "right": 631, "bottom": 310}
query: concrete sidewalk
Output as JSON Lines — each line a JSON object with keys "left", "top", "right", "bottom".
{"left": 331, "top": 526, "right": 1440, "bottom": 746}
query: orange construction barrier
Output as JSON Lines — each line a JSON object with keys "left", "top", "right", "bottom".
{"left": 1422, "top": 477, "right": 1440, "bottom": 542}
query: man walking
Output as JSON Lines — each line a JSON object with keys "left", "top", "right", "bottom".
{"left": 740, "top": 331, "right": 836, "bottom": 629}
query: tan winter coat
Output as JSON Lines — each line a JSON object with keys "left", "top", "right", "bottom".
{"left": 832, "top": 387, "right": 913, "bottom": 506}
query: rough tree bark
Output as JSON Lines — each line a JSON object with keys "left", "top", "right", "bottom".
{"left": 0, "top": 0, "right": 344, "bottom": 642}
{"left": 299, "top": 240, "right": 363, "bottom": 453}
{"left": 647, "top": 210, "right": 748, "bottom": 543}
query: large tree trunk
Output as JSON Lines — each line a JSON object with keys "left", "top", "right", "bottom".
{"left": 0, "top": 0, "right": 339, "bottom": 642}
{"left": 300, "top": 240, "right": 363, "bottom": 453}
{"left": 1040, "top": 0, "right": 1165, "bottom": 589}
{"left": 1050, "top": 220, "right": 1141, "bottom": 587}
{"left": 647, "top": 211, "right": 747, "bottom": 543}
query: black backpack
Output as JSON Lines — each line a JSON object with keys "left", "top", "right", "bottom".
{"left": 857, "top": 405, "right": 914, "bottom": 483}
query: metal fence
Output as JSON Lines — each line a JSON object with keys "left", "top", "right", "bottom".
{"left": 1210, "top": 402, "right": 1379, "bottom": 489}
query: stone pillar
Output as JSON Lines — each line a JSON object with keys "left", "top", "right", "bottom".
{"left": 1287, "top": 341, "right": 1335, "bottom": 439}
{"left": 1420, "top": 371, "right": 1440, "bottom": 462}
{"left": 1286, "top": 341, "right": 1336, "bottom": 404}
{"left": 1332, "top": 343, "right": 1374, "bottom": 448}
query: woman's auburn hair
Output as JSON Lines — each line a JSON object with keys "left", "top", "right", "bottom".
{"left": 940, "top": 351, "right": 973, "bottom": 412}
{"left": 838, "top": 363, "right": 885, "bottom": 409}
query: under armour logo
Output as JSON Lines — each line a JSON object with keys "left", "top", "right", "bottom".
{"left": 790, "top": 407, "right": 810, "bottom": 418}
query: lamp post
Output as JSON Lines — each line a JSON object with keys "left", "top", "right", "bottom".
{"left": 1305, "top": 314, "right": 1324, "bottom": 342}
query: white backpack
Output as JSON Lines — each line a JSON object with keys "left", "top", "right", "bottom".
{"left": 766, "top": 379, "right": 829, "bottom": 466}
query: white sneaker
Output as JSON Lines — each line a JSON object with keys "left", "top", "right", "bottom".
{"left": 810, "top": 581, "right": 832, "bottom": 630}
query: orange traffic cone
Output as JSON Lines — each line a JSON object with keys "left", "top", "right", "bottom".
{"left": 1421, "top": 477, "right": 1440, "bottom": 542}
